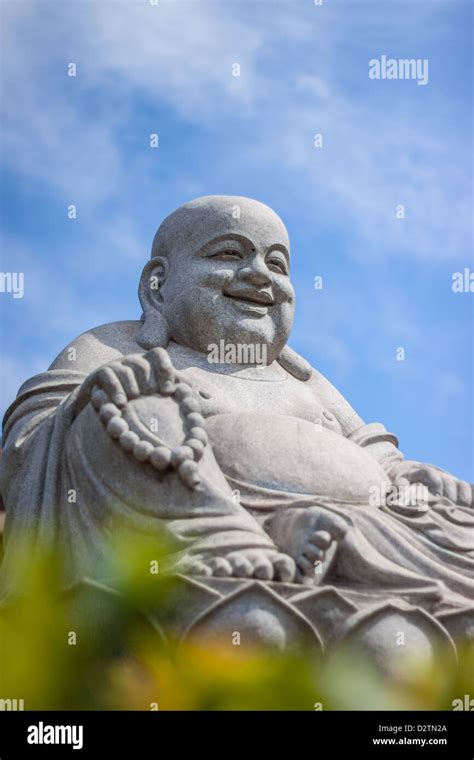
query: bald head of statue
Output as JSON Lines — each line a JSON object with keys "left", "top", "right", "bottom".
{"left": 138, "top": 195, "right": 296, "bottom": 365}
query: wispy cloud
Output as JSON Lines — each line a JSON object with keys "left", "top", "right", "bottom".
{"left": 2, "top": 0, "right": 470, "bottom": 261}
{"left": 1, "top": 0, "right": 472, "bottom": 477}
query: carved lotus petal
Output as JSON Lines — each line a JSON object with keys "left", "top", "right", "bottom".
{"left": 183, "top": 581, "right": 323, "bottom": 653}
{"left": 332, "top": 600, "right": 456, "bottom": 676}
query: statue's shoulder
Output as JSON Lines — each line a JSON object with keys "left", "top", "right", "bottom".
{"left": 49, "top": 320, "right": 143, "bottom": 374}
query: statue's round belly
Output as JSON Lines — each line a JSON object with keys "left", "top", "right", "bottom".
{"left": 206, "top": 413, "right": 390, "bottom": 503}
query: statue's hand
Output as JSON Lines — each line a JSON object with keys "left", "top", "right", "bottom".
{"left": 265, "top": 507, "right": 348, "bottom": 583}
{"left": 389, "top": 461, "right": 473, "bottom": 507}
{"left": 177, "top": 548, "right": 297, "bottom": 583}
{"left": 76, "top": 347, "right": 178, "bottom": 412}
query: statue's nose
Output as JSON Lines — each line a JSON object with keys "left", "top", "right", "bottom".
{"left": 239, "top": 257, "right": 272, "bottom": 287}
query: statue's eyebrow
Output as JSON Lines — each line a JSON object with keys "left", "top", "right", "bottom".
{"left": 199, "top": 233, "right": 248, "bottom": 253}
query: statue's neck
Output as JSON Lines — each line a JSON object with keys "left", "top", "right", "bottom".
{"left": 166, "top": 340, "right": 287, "bottom": 381}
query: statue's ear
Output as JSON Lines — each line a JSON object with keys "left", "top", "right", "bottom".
{"left": 138, "top": 256, "right": 169, "bottom": 311}
{"left": 277, "top": 346, "right": 313, "bottom": 382}
{"left": 136, "top": 257, "right": 171, "bottom": 350}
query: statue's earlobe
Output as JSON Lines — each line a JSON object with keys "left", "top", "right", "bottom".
{"left": 136, "top": 257, "right": 171, "bottom": 350}
{"left": 277, "top": 346, "right": 313, "bottom": 381}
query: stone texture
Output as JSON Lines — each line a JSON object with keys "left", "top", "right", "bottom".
{"left": 1, "top": 195, "right": 473, "bottom": 667}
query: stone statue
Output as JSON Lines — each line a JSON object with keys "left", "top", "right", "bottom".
{"left": 1, "top": 196, "right": 473, "bottom": 666}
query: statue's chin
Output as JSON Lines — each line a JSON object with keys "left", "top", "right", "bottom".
{"left": 206, "top": 413, "right": 390, "bottom": 505}
{"left": 200, "top": 310, "right": 290, "bottom": 360}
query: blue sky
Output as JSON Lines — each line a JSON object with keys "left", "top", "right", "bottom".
{"left": 0, "top": 0, "right": 473, "bottom": 480}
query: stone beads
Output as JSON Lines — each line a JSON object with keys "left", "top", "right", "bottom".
{"left": 92, "top": 378, "right": 207, "bottom": 489}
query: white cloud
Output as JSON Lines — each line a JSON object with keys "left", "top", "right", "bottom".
{"left": 2, "top": 0, "right": 470, "bottom": 263}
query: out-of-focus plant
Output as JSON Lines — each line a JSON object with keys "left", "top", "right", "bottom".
{"left": 0, "top": 530, "right": 472, "bottom": 711}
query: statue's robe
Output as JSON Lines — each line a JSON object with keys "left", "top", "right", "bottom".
{"left": 1, "top": 355, "right": 473, "bottom": 615}
{"left": 207, "top": 412, "right": 474, "bottom": 611}
{"left": 0, "top": 368, "right": 276, "bottom": 595}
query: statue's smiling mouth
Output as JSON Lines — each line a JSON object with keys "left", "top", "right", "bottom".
{"left": 223, "top": 290, "right": 274, "bottom": 307}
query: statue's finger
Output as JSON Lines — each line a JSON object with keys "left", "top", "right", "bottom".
{"left": 95, "top": 367, "right": 127, "bottom": 407}
{"left": 147, "top": 348, "right": 176, "bottom": 395}
{"left": 440, "top": 475, "right": 457, "bottom": 504}
{"left": 390, "top": 476, "right": 421, "bottom": 504}
{"left": 397, "top": 469, "right": 442, "bottom": 496}
{"left": 421, "top": 470, "right": 443, "bottom": 497}
{"left": 122, "top": 355, "right": 154, "bottom": 394}
{"left": 147, "top": 347, "right": 174, "bottom": 372}
{"left": 112, "top": 364, "right": 140, "bottom": 400}
{"left": 90, "top": 386, "right": 109, "bottom": 410}
{"left": 392, "top": 476, "right": 411, "bottom": 490}
{"left": 456, "top": 480, "right": 473, "bottom": 507}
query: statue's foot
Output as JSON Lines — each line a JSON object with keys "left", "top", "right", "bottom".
{"left": 296, "top": 529, "right": 334, "bottom": 576}
{"left": 266, "top": 505, "right": 348, "bottom": 584}
{"left": 180, "top": 549, "right": 297, "bottom": 583}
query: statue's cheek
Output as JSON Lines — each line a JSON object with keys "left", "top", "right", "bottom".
{"left": 273, "top": 277, "right": 295, "bottom": 304}
{"left": 270, "top": 301, "right": 295, "bottom": 335}
{"left": 198, "top": 267, "right": 235, "bottom": 288}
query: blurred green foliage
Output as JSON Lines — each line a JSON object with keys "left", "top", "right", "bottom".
{"left": 0, "top": 531, "right": 473, "bottom": 711}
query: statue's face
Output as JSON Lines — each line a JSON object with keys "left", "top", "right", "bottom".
{"left": 159, "top": 201, "right": 295, "bottom": 363}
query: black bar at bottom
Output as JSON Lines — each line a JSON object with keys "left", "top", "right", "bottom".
{"left": 0, "top": 710, "right": 472, "bottom": 758}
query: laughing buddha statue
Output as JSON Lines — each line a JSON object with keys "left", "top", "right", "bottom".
{"left": 2, "top": 196, "right": 473, "bottom": 658}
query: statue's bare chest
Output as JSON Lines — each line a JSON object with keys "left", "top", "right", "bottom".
{"left": 178, "top": 366, "right": 342, "bottom": 433}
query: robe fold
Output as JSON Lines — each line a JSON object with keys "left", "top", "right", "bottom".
{"left": 1, "top": 368, "right": 473, "bottom": 616}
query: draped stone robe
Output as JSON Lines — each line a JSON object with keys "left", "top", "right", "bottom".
{"left": 1, "top": 358, "right": 473, "bottom": 619}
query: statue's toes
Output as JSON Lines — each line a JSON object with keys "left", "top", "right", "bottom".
{"left": 252, "top": 556, "right": 273, "bottom": 581}
{"left": 272, "top": 553, "right": 296, "bottom": 583}
{"left": 302, "top": 544, "right": 325, "bottom": 563}
{"left": 314, "top": 511, "right": 347, "bottom": 541}
{"left": 309, "top": 530, "right": 332, "bottom": 550}
{"left": 186, "top": 560, "right": 213, "bottom": 577}
{"left": 227, "top": 553, "right": 254, "bottom": 578}
{"left": 209, "top": 557, "right": 233, "bottom": 577}
{"left": 296, "top": 553, "right": 316, "bottom": 577}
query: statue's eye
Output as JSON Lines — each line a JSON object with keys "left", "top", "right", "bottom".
{"left": 267, "top": 256, "right": 288, "bottom": 275}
